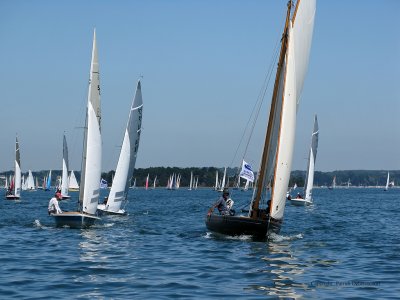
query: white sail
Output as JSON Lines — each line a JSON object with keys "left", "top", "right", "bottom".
{"left": 79, "top": 29, "right": 102, "bottom": 215}
{"left": 219, "top": 167, "right": 227, "bottom": 191}
{"left": 27, "top": 170, "right": 35, "bottom": 190}
{"left": 304, "top": 115, "right": 319, "bottom": 202}
{"left": 385, "top": 172, "right": 390, "bottom": 191}
{"left": 61, "top": 134, "right": 69, "bottom": 197}
{"left": 68, "top": 170, "right": 79, "bottom": 190}
{"left": 189, "top": 171, "right": 193, "bottom": 190}
{"left": 214, "top": 171, "right": 219, "bottom": 190}
{"left": 14, "top": 138, "right": 22, "bottom": 198}
{"left": 105, "top": 81, "right": 143, "bottom": 213}
{"left": 251, "top": 0, "right": 316, "bottom": 220}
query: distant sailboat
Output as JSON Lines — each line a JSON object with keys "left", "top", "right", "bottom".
{"left": 68, "top": 170, "right": 79, "bottom": 191}
{"left": 5, "top": 137, "right": 22, "bottom": 200}
{"left": 145, "top": 174, "right": 149, "bottom": 190}
{"left": 45, "top": 170, "right": 52, "bottom": 191}
{"left": 328, "top": 176, "right": 336, "bottom": 190}
{"left": 51, "top": 29, "right": 101, "bottom": 228}
{"left": 27, "top": 170, "right": 36, "bottom": 191}
{"left": 97, "top": 80, "right": 143, "bottom": 215}
{"left": 384, "top": 172, "right": 390, "bottom": 191}
{"left": 59, "top": 134, "right": 71, "bottom": 199}
{"left": 206, "top": 0, "right": 316, "bottom": 237}
{"left": 288, "top": 115, "right": 319, "bottom": 206}
{"left": 218, "top": 167, "right": 227, "bottom": 192}
{"left": 188, "top": 171, "right": 193, "bottom": 190}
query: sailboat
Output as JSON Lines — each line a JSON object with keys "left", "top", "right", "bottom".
{"left": 188, "top": 171, "right": 193, "bottom": 190}
{"left": 26, "top": 170, "right": 36, "bottom": 191}
{"left": 218, "top": 167, "right": 227, "bottom": 192}
{"left": 45, "top": 170, "right": 52, "bottom": 191}
{"left": 288, "top": 115, "right": 319, "bottom": 206}
{"left": 206, "top": 0, "right": 316, "bottom": 238}
{"left": 51, "top": 29, "right": 102, "bottom": 228}
{"left": 328, "top": 176, "right": 336, "bottom": 190}
{"left": 97, "top": 80, "right": 143, "bottom": 215}
{"left": 68, "top": 170, "right": 79, "bottom": 191}
{"left": 5, "top": 137, "right": 22, "bottom": 200}
{"left": 59, "top": 134, "right": 71, "bottom": 199}
{"left": 384, "top": 172, "right": 390, "bottom": 191}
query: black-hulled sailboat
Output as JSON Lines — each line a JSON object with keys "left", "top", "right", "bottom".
{"left": 206, "top": 0, "right": 316, "bottom": 238}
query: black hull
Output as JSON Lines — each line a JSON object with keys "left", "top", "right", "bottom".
{"left": 205, "top": 214, "right": 281, "bottom": 238}
{"left": 5, "top": 195, "right": 20, "bottom": 200}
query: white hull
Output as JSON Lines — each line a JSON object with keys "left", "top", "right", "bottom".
{"left": 288, "top": 197, "right": 312, "bottom": 206}
{"left": 51, "top": 212, "right": 100, "bottom": 228}
{"left": 97, "top": 204, "right": 127, "bottom": 215}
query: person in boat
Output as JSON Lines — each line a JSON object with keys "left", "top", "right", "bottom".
{"left": 296, "top": 192, "right": 303, "bottom": 199}
{"left": 103, "top": 197, "right": 108, "bottom": 205}
{"left": 208, "top": 188, "right": 235, "bottom": 216}
{"left": 48, "top": 192, "right": 63, "bottom": 215}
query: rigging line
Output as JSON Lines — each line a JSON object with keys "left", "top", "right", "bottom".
{"left": 229, "top": 39, "right": 281, "bottom": 170}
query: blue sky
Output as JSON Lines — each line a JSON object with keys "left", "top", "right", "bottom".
{"left": 0, "top": 0, "right": 399, "bottom": 172}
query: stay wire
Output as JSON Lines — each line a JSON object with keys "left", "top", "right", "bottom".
{"left": 229, "top": 39, "right": 281, "bottom": 171}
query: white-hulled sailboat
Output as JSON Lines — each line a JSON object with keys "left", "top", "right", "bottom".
{"left": 384, "top": 172, "right": 390, "bottom": 191}
{"left": 5, "top": 137, "right": 22, "bottom": 200}
{"left": 27, "top": 170, "right": 36, "bottom": 191}
{"left": 59, "top": 134, "right": 71, "bottom": 199}
{"left": 289, "top": 115, "right": 319, "bottom": 206}
{"left": 68, "top": 170, "right": 79, "bottom": 191}
{"left": 51, "top": 30, "right": 101, "bottom": 228}
{"left": 206, "top": 0, "right": 316, "bottom": 238}
{"left": 97, "top": 80, "right": 143, "bottom": 215}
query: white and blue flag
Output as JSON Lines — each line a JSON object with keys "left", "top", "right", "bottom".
{"left": 100, "top": 178, "right": 108, "bottom": 189}
{"left": 239, "top": 160, "right": 254, "bottom": 182}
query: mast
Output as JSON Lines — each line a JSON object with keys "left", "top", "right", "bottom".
{"left": 250, "top": 1, "right": 292, "bottom": 219}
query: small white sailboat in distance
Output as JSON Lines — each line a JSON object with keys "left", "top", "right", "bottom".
{"left": 384, "top": 172, "right": 390, "bottom": 191}
{"left": 289, "top": 115, "right": 319, "bottom": 206}
{"left": 68, "top": 170, "right": 79, "bottom": 191}
{"left": 51, "top": 29, "right": 101, "bottom": 228}
{"left": 5, "top": 137, "right": 22, "bottom": 200}
{"left": 59, "top": 134, "right": 71, "bottom": 199}
{"left": 27, "top": 170, "right": 36, "bottom": 191}
{"left": 98, "top": 80, "right": 143, "bottom": 215}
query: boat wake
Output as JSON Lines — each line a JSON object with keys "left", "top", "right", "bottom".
{"left": 268, "top": 232, "right": 303, "bottom": 242}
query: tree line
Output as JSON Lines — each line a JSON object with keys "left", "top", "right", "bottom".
{"left": 1, "top": 168, "right": 398, "bottom": 188}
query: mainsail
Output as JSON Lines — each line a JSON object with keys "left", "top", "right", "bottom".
{"left": 79, "top": 29, "right": 102, "bottom": 215}
{"left": 61, "top": 134, "right": 69, "bottom": 197}
{"left": 250, "top": 0, "right": 316, "bottom": 220}
{"left": 304, "top": 114, "right": 319, "bottom": 202}
{"left": 105, "top": 81, "right": 143, "bottom": 213}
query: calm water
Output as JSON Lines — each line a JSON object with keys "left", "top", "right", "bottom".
{"left": 0, "top": 187, "right": 399, "bottom": 299}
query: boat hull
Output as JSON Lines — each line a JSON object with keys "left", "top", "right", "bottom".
{"left": 5, "top": 194, "right": 20, "bottom": 200}
{"left": 51, "top": 212, "right": 100, "bottom": 228}
{"left": 97, "top": 204, "right": 127, "bottom": 216}
{"left": 205, "top": 214, "right": 281, "bottom": 238}
{"left": 288, "top": 198, "right": 312, "bottom": 206}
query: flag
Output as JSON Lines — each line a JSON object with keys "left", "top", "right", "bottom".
{"left": 239, "top": 160, "right": 254, "bottom": 182}
{"left": 100, "top": 178, "right": 108, "bottom": 189}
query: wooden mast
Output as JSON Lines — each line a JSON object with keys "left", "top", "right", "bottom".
{"left": 250, "top": 1, "right": 292, "bottom": 219}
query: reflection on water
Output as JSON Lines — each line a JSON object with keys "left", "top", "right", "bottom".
{"left": 245, "top": 234, "right": 308, "bottom": 299}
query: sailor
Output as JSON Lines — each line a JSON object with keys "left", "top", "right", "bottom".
{"left": 208, "top": 188, "right": 235, "bottom": 216}
{"left": 48, "top": 192, "right": 63, "bottom": 215}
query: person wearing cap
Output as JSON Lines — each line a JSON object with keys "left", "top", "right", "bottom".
{"left": 48, "top": 192, "right": 63, "bottom": 215}
{"left": 208, "top": 188, "right": 235, "bottom": 216}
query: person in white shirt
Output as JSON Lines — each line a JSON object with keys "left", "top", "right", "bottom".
{"left": 208, "top": 188, "right": 235, "bottom": 216}
{"left": 48, "top": 192, "right": 63, "bottom": 215}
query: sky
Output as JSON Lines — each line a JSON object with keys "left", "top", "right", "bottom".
{"left": 0, "top": 0, "right": 399, "bottom": 173}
